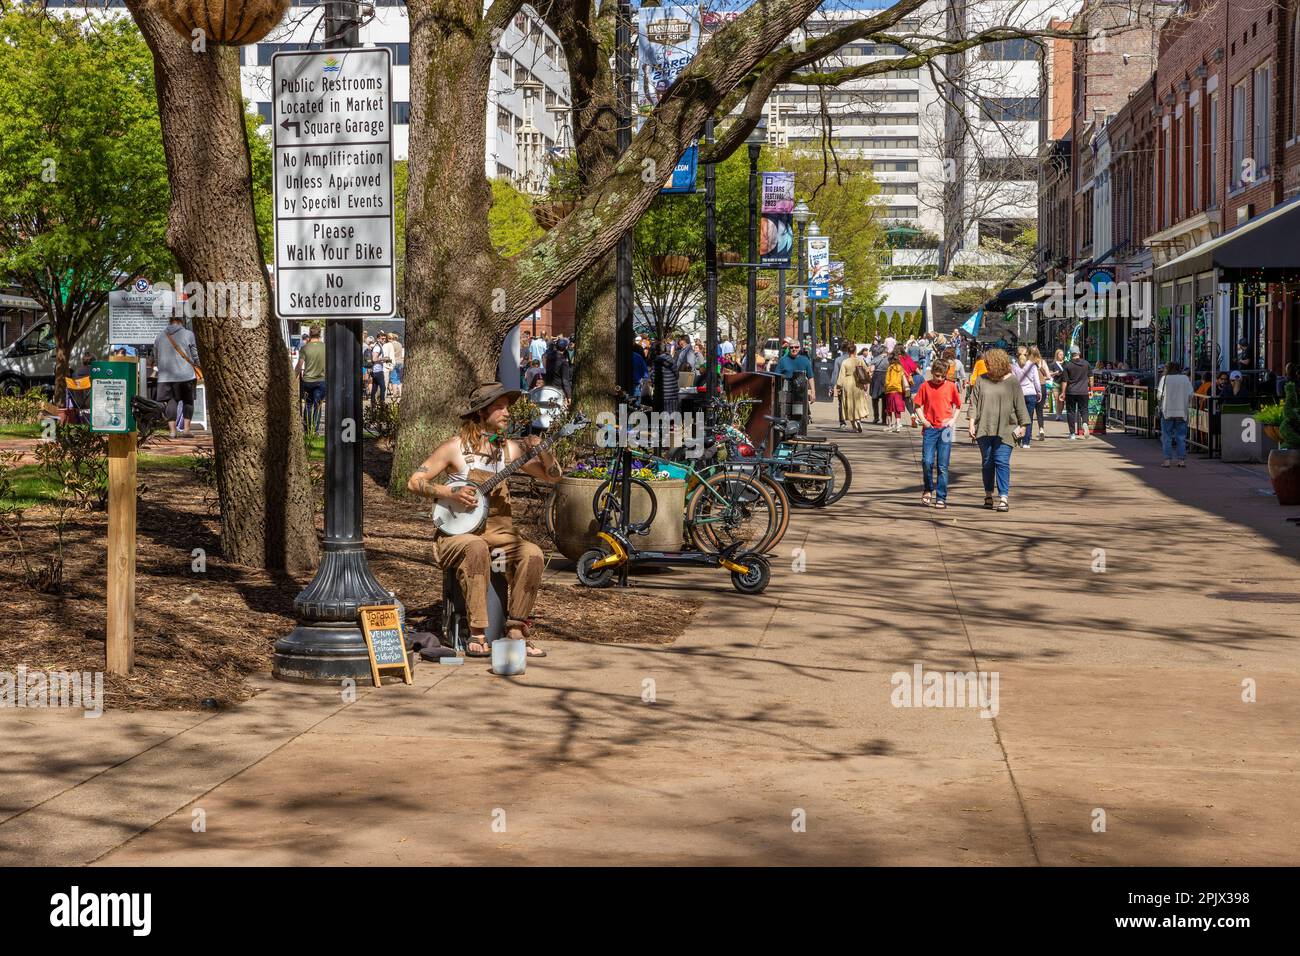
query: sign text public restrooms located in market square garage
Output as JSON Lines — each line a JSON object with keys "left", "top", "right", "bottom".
{"left": 271, "top": 47, "right": 396, "bottom": 319}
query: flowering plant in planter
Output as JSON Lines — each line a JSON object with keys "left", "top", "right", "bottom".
{"left": 564, "top": 458, "right": 674, "bottom": 481}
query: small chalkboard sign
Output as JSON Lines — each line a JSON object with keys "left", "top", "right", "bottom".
{"left": 358, "top": 605, "right": 413, "bottom": 687}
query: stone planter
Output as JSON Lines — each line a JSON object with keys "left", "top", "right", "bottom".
{"left": 551, "top": 476, "right": 685, "bottom": 560}
{"left": 1267, "top": 448, "right": 1300, "bottom": 505}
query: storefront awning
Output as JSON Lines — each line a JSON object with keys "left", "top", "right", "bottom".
{"left": 1155, "top": 196, "right": 1300, "bottom": 282}
{"left": 983, "top": 277, "right": 1047, "bottom": 312}
{"left": 0, "top": 292, "right": 41, "bottom": 310}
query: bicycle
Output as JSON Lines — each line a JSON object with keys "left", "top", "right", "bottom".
{"left": 576, "top": 442, "right": 771, "bottom": 594}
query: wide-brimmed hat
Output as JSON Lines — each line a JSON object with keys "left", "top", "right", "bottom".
{"left": 460, "top": 381, "right": 521, "bottom": 418}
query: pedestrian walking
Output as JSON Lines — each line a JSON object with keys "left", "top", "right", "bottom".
{"left": 1062, "top": 346, "right": 1092, "bottom": 439}
{"left": 869, "top": 345, "right": 889, "bottom": 424}
{"left": 832, "top": 342, "right": 850, "bottom": 429}
{"left": 899, "top": 347, "right": 921, "bottom": 427}
{"left": 153, "top": 314, "right": 201, "bottom": 439}
{"left": 883, "top": 351, "right": 911, "bottom": 432}
{"left": 1029, "top": 346, "right": 1051, "bottom": 440}
{"left": 968, "top": 348, "right": 1028, "bottom": 512}
{"left": 915, "top": 358, "right": 962, "bottom": 509}
{"left": 544, "top": 336, "right": 574, "bottom": 400}
{"left": 295, "top": 326, "right": 327, "bottom": 434}
{"left": 1048, "top": 349, "right": 1067, "bottom": 419}
{"left": 835, "top": 340, "right": 870, "bottom": 432}
{"left": 1157, "top": 361, "right": 1193, "bottom": 467}
{"left": 1013, "top": 346, "right": 1043, "bottom": 448}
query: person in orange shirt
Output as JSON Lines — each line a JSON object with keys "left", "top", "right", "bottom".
{"left": 1194, "top": 372, "right": 1213, "bottom": 396}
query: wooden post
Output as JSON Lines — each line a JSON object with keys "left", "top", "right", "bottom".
{"left": 106, "top": 432, "right": 137, "bottom": 675}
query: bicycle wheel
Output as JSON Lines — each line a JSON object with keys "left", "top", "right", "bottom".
{"left": 824, "top": 449, "right": 853, "bottom": 505}
{"left": 783, "top": 454, "right": 833, "bottom": 508}
{"left": 699, "top": 464, "right": 789, "bottom": 554}
{"left": 592, "top": 476, "right": 659, "bottom": 531}
{"left": 754, "top": 472, "right": 789, "bottom": 553}
{"left": 685, "top": 471, "right": 778, "bottom": 555}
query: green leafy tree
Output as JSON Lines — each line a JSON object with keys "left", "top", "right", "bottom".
{"left": 0, "top": 11, "right": 173, "bottom": 400}
{"left": 488, "top": 177, "right": 546, "bottom": 258}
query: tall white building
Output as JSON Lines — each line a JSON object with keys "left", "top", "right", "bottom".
{"left": 765, "top": 1, "right": 1074, "bottom": 270}
{"left": 42, "top": 1, "right": 572, "bottom": 189}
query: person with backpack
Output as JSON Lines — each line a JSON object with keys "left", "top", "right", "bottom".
{"left": 835, "top": 340, "right": 870, "bottom": 432}
{"left": 367, "top": 335, "right": 388, "bottom": 406}
{"left": 883, "top": 350, "right": 911, "bottom": 432}
{"left": 153, "top": 315, "right": 201, "bottom": 439}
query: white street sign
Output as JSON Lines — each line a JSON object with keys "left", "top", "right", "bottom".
{"left": 272, "top": 48, "right": 396, "bottom": 319}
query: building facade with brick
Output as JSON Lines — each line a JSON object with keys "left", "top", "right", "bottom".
{"left": 1148, "top": 0, "right": 1300, "bottom": 389}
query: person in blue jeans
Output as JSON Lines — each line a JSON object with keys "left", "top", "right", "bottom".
{"left": 1156, "top": 361, "right": 1193, "bottom": 467}
{"left": 914, "top": 359, "right": 963, "bottom": 508}
{"left": 968, "top": 349, "right": 1028, "bottom": 512}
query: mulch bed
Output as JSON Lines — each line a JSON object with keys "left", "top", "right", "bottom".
{"left": 0, "top": 443, "right": 698, "bottom": 712}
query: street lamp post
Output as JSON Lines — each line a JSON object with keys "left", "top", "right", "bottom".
{"left": 704, "top": 118, "right": 719, "bottom": 404}
{"left": 274, "top": 0, "right": 392, "bottom": 682}
{"left": 615, "top": 0, "right": 634, "bottom": 391}
{"left": 806, "top": 219, "right": 821, "bottom": 358}
{"left": 793, "top": 199, "right": 811, "bottom": 346}
{"left": 744, "top": 119, "right": 766, "bottom": 371}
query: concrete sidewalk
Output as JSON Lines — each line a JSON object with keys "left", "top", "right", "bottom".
{"left": 3, "top": 409, "right": 1297, "bottom": 865}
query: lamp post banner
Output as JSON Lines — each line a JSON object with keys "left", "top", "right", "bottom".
{"left": 807, "top": 236, "right": 830, "bottom": 300}
{"left": 759, "top": 172, "right": 794, "bottom": 267}
{"left": 637, "top": 4, "right": 700, "bottom": 194}
{"left": 829, "top": 260, "right": 845, "bottom": 304}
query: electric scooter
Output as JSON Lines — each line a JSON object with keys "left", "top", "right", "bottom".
{"left": 573, "top": 443, "right": 771, "bottom": 594}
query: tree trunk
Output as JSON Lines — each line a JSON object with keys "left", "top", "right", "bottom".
{"left": 390, "top": 0, "right": 504, "bottom": 490}
{"left": 128, "top": 4, "right": 319, "bottom": 572}
{"left": 572, "top": 252, "right": 617, "bottom": 418}
{"left": 389, "top": 0, "right": 827, "bottom": 492}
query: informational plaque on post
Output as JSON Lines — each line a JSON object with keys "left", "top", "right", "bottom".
{"left": 271, "top": 47, "right": 396, "bottom": 319}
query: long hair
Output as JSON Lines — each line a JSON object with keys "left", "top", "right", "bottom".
{"left": 982, "top": 348, "right": 1013, "bottom": 382}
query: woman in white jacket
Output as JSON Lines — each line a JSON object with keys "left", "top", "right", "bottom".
{"left": 1013, "top": 346, "right": 1043, "bottom": 448}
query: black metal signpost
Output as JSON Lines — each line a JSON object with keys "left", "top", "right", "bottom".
{"left": 274, "top": 2, "right": 393, "bottom": 682}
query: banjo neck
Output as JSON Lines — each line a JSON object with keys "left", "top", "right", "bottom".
{"left": 469, "top": 428, "right": 564, "bottom": 494}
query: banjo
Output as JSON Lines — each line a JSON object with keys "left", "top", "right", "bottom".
{"left": 432, "top": 415, "right": 588, "bottom": 536}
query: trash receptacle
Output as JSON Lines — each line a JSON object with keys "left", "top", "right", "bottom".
{"left": 815, "top": 359, "right": 835, "bottom": 402}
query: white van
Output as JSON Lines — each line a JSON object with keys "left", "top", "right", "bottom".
{"left": 0, "top": 308, "right": 111, "bottom": 395}
{"left": 761, "top": 337, "right": 782, "bottom": 364}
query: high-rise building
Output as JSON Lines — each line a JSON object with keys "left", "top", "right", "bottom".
{"left": 40, "top": 1, "right": 573, "bottom": 189}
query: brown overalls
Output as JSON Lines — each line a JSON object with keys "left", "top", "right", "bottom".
{"left": 434, "top": 439, "right": 543, "bottom": 632}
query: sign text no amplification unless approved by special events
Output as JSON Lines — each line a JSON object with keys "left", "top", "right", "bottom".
{"left": 272, "top": 48, "right": 396, "bottom": 319}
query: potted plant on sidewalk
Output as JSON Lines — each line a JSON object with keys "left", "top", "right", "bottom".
{"left": 550, "top": 459, "right": 685, "bottom": 560}
{"left": 1266, "top": 383, "right": 1300, "bottom": 506}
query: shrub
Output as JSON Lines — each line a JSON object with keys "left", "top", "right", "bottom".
{"left": 32, "top": 424, "right": 108, "bottom": 511}
{"left": 1281, "top": 382, "right": 1300, "bottom": 450}
{"left": 0, "top": 388, "right": 47, "bottom": 425}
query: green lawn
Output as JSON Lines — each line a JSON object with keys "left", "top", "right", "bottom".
{"left": 1, "top": 454, "right": 197, "bottom": 508}
{"left": 0, "top": 423, "right": 41, "bottom": 439}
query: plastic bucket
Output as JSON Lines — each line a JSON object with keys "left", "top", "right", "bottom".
{"left": 491, "top": 638, "right": 527, "bottom": 676}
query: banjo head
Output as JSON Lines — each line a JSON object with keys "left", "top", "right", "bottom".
{"left": 432, "top": 478, "right": 488, "bottom": 535}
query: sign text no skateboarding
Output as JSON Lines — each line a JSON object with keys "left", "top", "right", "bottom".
{"left": 272, "top": 48, "right": 396, "bottom": 319}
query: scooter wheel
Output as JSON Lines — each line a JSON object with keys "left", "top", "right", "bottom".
{"left": 577, "top": 548, "right": 617, "bottom": 588}
{"left": 730, "top": 553, "right": 771, "bottom": 594}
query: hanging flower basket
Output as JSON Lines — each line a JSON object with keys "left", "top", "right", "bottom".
{"left": 649, "top": 254, "right": 692, "bottom": 277}
{"left": 156, "top": 0, "right": 291, "bottom": 45}
{"left": 720, "top": 250, "right": 742, "bottom": 265}
{"left": 533, "top": 201, "right": 577, "bottom": 230}
{"left": 755, "top": 277, "right": 771, "bottom": 291}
